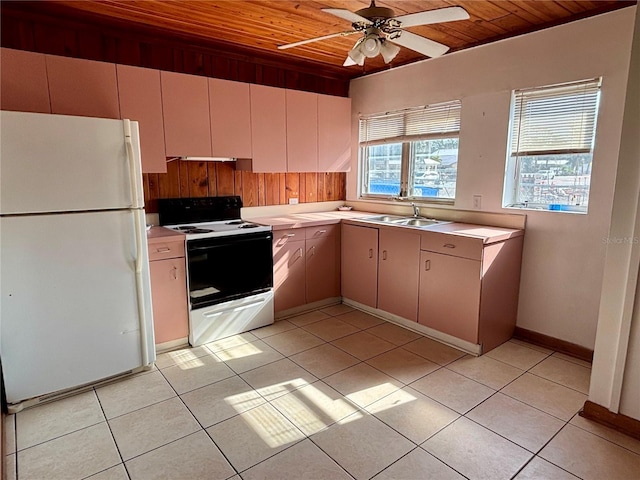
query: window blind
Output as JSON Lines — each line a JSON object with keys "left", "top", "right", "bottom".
{"left": 510, "top": 78, "right": 601, "bottom": 156}
{"left": 359, "top": 100, "right": 461, "bottom": 146}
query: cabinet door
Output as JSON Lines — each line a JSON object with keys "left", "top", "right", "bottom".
{"left": 286, "top": 90, "right": 318, "bottom": 172}
{"left": 418, "top": 251, "right": 481, "bottom": 343}
{"left": 0, "top": 48, "right": 51, "bottom": 113}
{"left": 318, "top": 94, "right": 351, "bottom": 172}
{"left": 273, "top": 234, "right": 306, "bottom": 312}
{"left": 378, "top": 229, "right": 421, "bottom": 322}
{"left": 306, "top": 234, "right": 339, "bottom": 303}
{"left": 341, "top": 224, "right": 378, "bottom": 308}
{"left": 149, "top": 258, "right": 189, "bottom": 344}
{"left": 161, "top": 71, "right": 212, "bottom": 157}
{"left": 250, "top": 84, "right": 287, "bottom": 172}
{"left": 46, "top": 55, "right": 120, "bottom": 118}
{"left": 117, "top": 65, "right": 167, "bottom": 173}
{"left": 209, "top": 78, "right": 252, "bottom": 158}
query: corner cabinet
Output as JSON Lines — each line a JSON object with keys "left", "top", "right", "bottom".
{"left": 0, "top": 48, "right": 51, "bottom": 113}
{"left": 147, "top": 229, "right": 189, "bottom": 349}
{"left": 273, "top": 224, "right": 341, "bottom": 313}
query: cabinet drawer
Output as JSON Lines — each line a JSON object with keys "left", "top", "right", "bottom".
{"left": 421, "top": 232, "right": 483, "bottom": 260}
{"left": 273, "top": 229, "right": 304, "bottom": 247}
{"left": 305, "top": 224, "right": 338, "bottom": 239}
{"left": 148, "top": 240, "right": 185, "bottom": 261}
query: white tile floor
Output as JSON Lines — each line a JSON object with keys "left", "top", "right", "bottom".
{"left": 5, "top": 304, "right": 640, "bottom": 480}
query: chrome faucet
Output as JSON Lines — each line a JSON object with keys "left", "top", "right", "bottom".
{"left": 411, "top": 203, "right": 420, "bottom": 218}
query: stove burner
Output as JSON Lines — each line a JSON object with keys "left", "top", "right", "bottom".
{"left": 187, "top": 228, "right": 215, "bottom": 234}
{"left": 226, "top": 220, "right": 243, "bottom": 225}
{"left": 174, "top": 225, "right": 196, "bottom": 231}
{"left": 239, "top": 224, "right": 259, "bottom": 229}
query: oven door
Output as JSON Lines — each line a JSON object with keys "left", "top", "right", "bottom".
{"left": 186, "top": 231, "right": 273, "bottom": 309}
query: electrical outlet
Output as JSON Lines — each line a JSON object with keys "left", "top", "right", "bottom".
{"left": 289, "top": 197, "right": 299, "bottom": 205}
{"left": 473, "top": 195, "right": 482, "bottom": 209}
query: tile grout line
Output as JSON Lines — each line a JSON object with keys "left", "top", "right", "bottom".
{"left": 92, "top": 386, "right": 131, "bottom": 480}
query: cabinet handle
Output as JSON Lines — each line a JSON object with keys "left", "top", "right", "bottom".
{"left": 382, "top": 250, "right": 387, "bottom": 260}
{"left": 171, "top": 266, "right": 177, "bottom": 280}
{"left": 368, "top": 248, "right": 373, "bottom": 258}
{"left": 425, "top": 260, "right": 431, "bottom": 271}
{"left": 310, "top": 245, "right": 315, "bottom": 256}
{"left": 156, "top": 247, "right": 171, "bottom": 253}
{"left": 317, "top": 229, "right": 327, "bottom": 234}
{"left": 297, "top": 247, "right": 303, "bottom": 259}
{"left": 285, "top": 233, "right": 296, "bottom": 238}
{"left": 443, "top": 243, "right": 456, "bottom": 249}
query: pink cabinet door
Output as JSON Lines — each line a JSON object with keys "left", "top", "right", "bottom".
{"left": 117, "top": 65, "right": 167, "bottom": 173}
{"left": 273, "top": 235, "right": 306, "bottom": 312}
{"left": 378, "top": 229, "right": 421, "bottom": 322}
{"left": 161, "top": 71, "right": 212, "bottom": 157}
{"left": 149, "top": 257, "right": 189, "bottom": 344}
{"left": 46, "top": 55, "right": 119, "bottom": 118}
{"left": 286, "top": 90, "right": 318, "bottom": 172}
{"left": 418, "top": 251, "right": 481, "bottom": 343}
{"left": 306, "top": 234, "right": 339, "bottom": 303}
{"left": 250, "top": 84, "right": 287, "bottom": 172}
{"left": 0, "top": 48, "right": 51, "bottom": 113}
{"left": 318, "top": 94, "right": 351, "bottom": 172}
{"left": 209, "top": 78, "right": 252, "bottom": 158}
{"left": 341, "top": 224, "right": 378, "bottom": 308}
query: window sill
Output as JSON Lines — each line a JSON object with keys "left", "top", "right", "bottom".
{"left": 503, "top": 204, "right": 587, "bottom": 214}
{"left": 359, "top": 195, "right": 455, "bottom": 207}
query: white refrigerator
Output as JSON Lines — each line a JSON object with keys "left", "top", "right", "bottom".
{"left": 0, "top": 110, "right": 155, "bottom": 409}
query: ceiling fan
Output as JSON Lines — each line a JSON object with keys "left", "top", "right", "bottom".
{"left": 277, "top": 1, "right": 470, "bottom": 67}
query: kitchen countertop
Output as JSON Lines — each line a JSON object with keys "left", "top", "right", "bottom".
{"left": 146, "top": 226, "right": 185, "bottom": 243}
{"left": 251, "top": 210, "right": 374, "bottom": 230}
{"left": 253, "top": 210, "right": 523, "bottom": 244}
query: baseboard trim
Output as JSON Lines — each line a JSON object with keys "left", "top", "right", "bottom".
{"left": 580, "top": 400, "right": 640, "bottom": 441}
{"left": 513, "top": 327, "right": 593, "bottom": 363}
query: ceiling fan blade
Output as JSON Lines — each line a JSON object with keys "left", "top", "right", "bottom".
{"left": 278, "top": 30, "right": 358, "bottom": 50}
{"left": 395, "top": 6, "right": 470, "bottom": 28}
{"left": 343, "top": 56, "right": 357, "bottom": 67}
{"left": 322, "top": 8, "right": 372, "bottom": 26}
{"left": 389, "top": 30, "right": 450, "bottom": 58}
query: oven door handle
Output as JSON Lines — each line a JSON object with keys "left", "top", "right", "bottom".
{"left": 202, "top": 298, "right": 267, "bottom": 317}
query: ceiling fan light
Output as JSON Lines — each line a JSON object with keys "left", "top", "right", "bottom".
{"left": 361, "top": 35, "right": 381, "bottom": 58}
{"left": 380, "top": 41, "right": 401, "bottom": 63}
{"left": 348, "top": 45, "right": 366, "bottom": 66}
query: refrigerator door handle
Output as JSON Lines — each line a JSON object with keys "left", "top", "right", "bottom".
{"left": 123, "top": 119, "right": 143, "bottom": 209}
{"left": 132, "top": 208, "right": 151, "bottom": 365}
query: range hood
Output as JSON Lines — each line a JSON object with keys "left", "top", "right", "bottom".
{"left": 175, "top": 156, "right": 237, "bottom": 162}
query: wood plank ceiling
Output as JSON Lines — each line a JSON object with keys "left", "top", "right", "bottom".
{"left": 6, "top": 1, "right": 638, "bottom": 79}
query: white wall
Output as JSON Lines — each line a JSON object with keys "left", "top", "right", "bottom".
{"left": 349, "top": 7, "right": 636, "bottom": 349}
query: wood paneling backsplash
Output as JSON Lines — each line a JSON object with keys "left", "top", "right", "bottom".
{"left": 144, "top": 161, "right": 346, "bottom": 212}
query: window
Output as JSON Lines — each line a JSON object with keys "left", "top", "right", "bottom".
{"left": 359, "top": 100, "right": 461, "bottom": 201}
{"left": 503, "top": 78, "right": 601, "bottom": 212}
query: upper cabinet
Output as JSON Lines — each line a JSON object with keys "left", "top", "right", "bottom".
{"left": 0, "top": 48, "right": 51, "bottom": 114}
{"left": 209, "top": 78, "right": 252, "bottom": 159}
{"left": 46, "top": 55, "right": 120, "bottom": 119}
{"left": 250, "top": 84, "right": 287, "bottom": 173}
{"left": 318, "top": 94, "right": 351, "bottom": 172}
{"left": 161, "top": 71, "right": 212, "bottom": 158}
{"left": 117, "top": 65, "right": 167, "bottom": 173}
{"left": 286, "top": 89, "right": 318, "bottom": 172}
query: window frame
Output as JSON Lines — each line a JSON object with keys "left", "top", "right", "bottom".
{"left": 503, "top": 78, "right": 602, "bottom": 213}
{"left": 358, "top": 100, "right": 461, "bottom": 204}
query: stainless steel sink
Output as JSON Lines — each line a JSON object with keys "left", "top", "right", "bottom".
{"left": 360, "top": 215, "right": 405, "bottom": 223}
{"left": 360, "top": 215, "right": 448, "bottom": 228}
{"left": 393, "top": 218, "right": 443, "bottom": 227}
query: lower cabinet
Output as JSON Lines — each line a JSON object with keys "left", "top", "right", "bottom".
{"left": 273, "top": 224, "right": 340, "bottom": 313}
{"left": 341, "top": 224, "right": 379, "bottom": 308}
{"left": 418, "top": 250, "right": 481, "bottom": 343}
{"left": 378, "top": 229, "right": 421, "bottom": 322}
{"left": 148, "top": 234, "right": 189, "bottom": 346}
